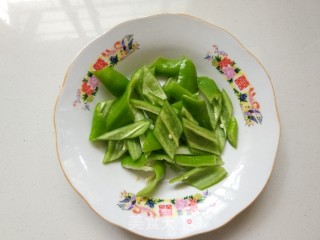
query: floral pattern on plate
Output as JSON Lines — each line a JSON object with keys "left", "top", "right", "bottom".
{"left": 73, "top": 34, "right": 139, "bottom": 110}
{"left": 205, "top": 45, "right": 263, "bottom": 126}
{"left": 118, "top": 190, "right": 210, "bottom": 218}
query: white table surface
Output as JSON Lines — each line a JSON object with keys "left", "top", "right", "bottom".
{"left": 1, "top": 1, "right": 320, "bottom": 239}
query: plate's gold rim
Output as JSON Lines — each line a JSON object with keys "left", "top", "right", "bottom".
{"left": 53, "top": 13, "right": 281, "bottom": 240}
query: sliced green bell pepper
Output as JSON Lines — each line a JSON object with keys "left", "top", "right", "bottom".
{"left": 197, "top": 76, "right": 221, "bottom": 103}
{"left": 141, "top": 66, "right": 167, "bottom": 102}
{"left": 103, "top": 140, "right": 127, "bottom": 163}
{"left": 163, "top": 77, "right": 194, "bottom": 101}
{"left": 169, "top": 168, "right": 204, "bottom": 183}
{"left": 136, "top": 160, "right": 166, "bottom": 197}
{"left": 125, "top": 138, "right": 142, "bottom": 161}
{"left": 150, "top": 57, "right": 181, "bottom": 77}
{"left": 142, "top": 130, "right": 162, "bottom": 153}
{"left": 89, "top": 99, "right": 114, "bottom": 141}
{"left": 181, "top": 95, "right": 212, "bottom": 130}
{"left": 130, "top": 99, "right": 161, "bottom": 115}
{"left": 151, "top": 57, "right": 198, "bottom": 93}
{"left": 182, "top": 166, "right": 227, "bottom": 190}
{"left": 96, "top": 120, "right": 151, "bottom": 140}
{"left": 227, "top": 116, "right": 238, "bottom": 148}
{"left": 93, "top": 66, "right": 129, "bottom": 97}
{"left": 180, "top": 107, "right": 199, "bottom": 125}
{"left": 219, "top": 89, "right": 233, "bottom": 133}
{"left": 182, "top": 118, "right": 220, "bottom": 155}
{"left": 153, "top": 101, "right": 183, "bottom": 159}
{"left": 177, "top": 57, "right": 198, "bottom": 93}
{"left": 121, "top": 154, "right": 153, "bottom": 171}
{"left": 174, "top": 155, "right": 223, "bottom": 167}
{"left": 105, "top": 68, "right": 142, "bottom": 131}
{"left": 215, "top": 126, "right": 227, "bottom": 153}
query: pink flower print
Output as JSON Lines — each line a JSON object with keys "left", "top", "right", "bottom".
{"left": 222, "top": 65, "right": 236, "bottom": 79}
{"left": 175, "top": 199, "right": 189, "bottom": 211}
{"left": 88, "top": 76, "right": 99, "bottom": 89}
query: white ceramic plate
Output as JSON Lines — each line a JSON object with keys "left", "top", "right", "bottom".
{"left": 54, "top": 14, "right": 280, "bottom": 239}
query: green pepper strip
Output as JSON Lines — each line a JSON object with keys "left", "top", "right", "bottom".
{"left": 89, "top": 99, "right": 115, "bottom": 141}
{"left": 169, "top": 168, "right": 204, "bottom": 183}
{"left": 227, "top": 117, "right": 238, "bottom": 148}
{"left": 197, "top": 76, "right": 221, "bottom": 103}
{"left": 206, "top": 99, "right": 218, "bottom": 130}
{"left": 221, "top": 89, "right": 233, "bottom": 116}
{"left": 151, "top": 57, "right": 198, "bottom": 94}
{"left": 163, "top": 77, "right": 194, "bottom": 101}
{"left": 183, "top": 166, "right": 228, "bottom": 190}
{"left": 144, "top": 92, "right": 165, "bottom": 107}
{"left": 146, "top": 153, "right": 223, "bottom": 168}
{"left": 125, "top": 138, "right": 142, "bottom": 161}
{"left": 146, "top": 153, "right": 174, "bottom": 164}
{"left": 182, "top": 95, "right": 213, "bottom": 130}
{"left": 136, "top": 161, "right": 166, "bottom": 197}
{"left": 141, "top": 66, "right": 167, "bottom": 102}
{"left": 174, "top": 155, "right": 223, "bottom": 167}
{"left": 177, "top": 57, "right": 198, "bottom": 94}
{"left": 150, "top": 57, "right": 181, "bottom": 77}
{"left": 215, "top": 126, "right": 227, "bottom": 153}
{"left": 153, "top": 101, "right": 183, "bottom": 159}
{"left": 103, "top": 140, "right": 127, "bottom": 163}
{"left": 130, "top": 99, "right": 161, "bottom": 115}
{"left": 93, "top": 66, "right": 129, "bottom": 97}
{"left": 105, "top": 68, "right": 142, "bottom": 131}
{"left": 182, "top": 118, "right": 220, "bottom": 155}
{"left": 142, "top": 130, "right": 162, "bottom": 153}
{"left": 180, "top": 107, "right": 199, "bottom": 125}
{"left": 96, "top": 120, "right": 151, "bottom": 140}
{"left": 213, "top": 94, "right": 223, "bottom": 123}
{"left": 121, "top": 154, "right": 153, "bottom": 171}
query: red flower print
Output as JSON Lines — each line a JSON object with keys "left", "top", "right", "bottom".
{"left": 235, "top": 75, "right": 249, "bottom": 90}
{"left": 93, "top": 58, "right": 107, "bottom": 70}
{"left": 219, "top": 57, "right": 233, "bottom": 68}
{"left": 81, "top": 82, "right": 94, "bottom": 95}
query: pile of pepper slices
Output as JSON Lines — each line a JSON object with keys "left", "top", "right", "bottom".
{"left": 89, "top": 56, "right": 238, "bottom": 196}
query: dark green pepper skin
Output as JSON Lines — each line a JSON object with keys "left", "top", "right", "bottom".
{"left": 150, "top": 57, "right": 181, "bottom": 77}
{"left": 105, "top": 89, "right": 134, "bottom": 131}
{"left": 181, "top": 95, "right": 212, "bottom": 130}
{"left": 105, "top": 69, "right": 142, "bottom": 131}
{"left": 93, "top": 66, "right": 129, "bottom": 97}
{"left": 150, "top": 57, "right": 198, "bottom": 94}
{"left": 163, "top": 77, "right": 194, "bottom": 101}
{"left": 177, "top": 58, "right": 198, "bottom": 94}
{"left": 89, "top": 100, "right": 114, "bottom": 141}
{"left": 197, "top": 76, "right": 221, "bottom": 103}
